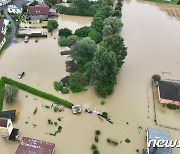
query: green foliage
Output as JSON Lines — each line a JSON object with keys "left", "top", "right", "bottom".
{"left": 101, "top": 101, "right": 106, "bottom": 105}
{"left": 4, "top": 85, "right": 18, "bottom": 103}
{"left": 102, "top": 112, "right": 108, "bottom": 117}
{"left": 125, "top": 138, "right": 131, "bottom": 143}
{"left": 88, "top": 47, "right": 118, "bottom": 97}
{"left": 93, "top": 149, "right": 100, "bottom": 154}
{"left": 56, "top": 0, "right": 96, "bottom": 16}
{"left": 178, "top": 0, "right": 180, "bottom": 4}
{"left": 45, "top": 0, "right": 61, "bottom": 6}
{"left": 59, "top": 38, "right": 68, "bottom": 46}
{"left": 69, "top": 72, "right": 85, "bottom": 93}
{"left": 74, "top": 26, "right": 90, "bottom": 37}
{"left": 152, "top": 74, "right": 161, "bottom": 81}
{"left": 31, "top": 0, "right": 38, "bottom": 6}
{"left": 47, "top": 20, "right": 58, "bottom": 32}
{"left": 167, "top": 104, "right": 177, "bottom": 110}
{"left": 61, "top": 88, "right": 69, "bottom": 94}
{"left": 66, "top": 35, "right": 79, "bottom": 46}
{"left": 102, "top": 17, "right": 123, "bottom": 36}
{"left": 22, "top": 2, "right": 28, "bottom": 12}
{"left": 1, "top": 77, "right": 73, "bottom": 108}
{"left": 33, "top": 107, "right": 37, "bottom": 115}
{"left": 91, "top": 144, "right": 97, "bottom": 150}
{"left": 54, "top": 81, "right": 63, "bottom": 91}
{"left": 91, "top": 17, "right": 104, "bottom": 33}
{"left": 59, "top": 28, "right": 72, "bottom": 37}
{"left": 0, "top": 79, "right": 5, "bottom": 111}
{"left": 71, "top": 37, "right": 97, "bottom": 70}
{"left": 101, "top": 34, "right": 127, "bottom": 67}
{"left": 95, "top": 136, "right": 99, "bottom": 142}
{"left": 95, "top": 130, "right": 101, "bottom": 135}
{"left": 88, "top": 29, "right": 102, "bottom": 44}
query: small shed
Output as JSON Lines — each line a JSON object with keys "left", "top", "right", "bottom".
{"left": 72, "top": 105, "right": 81, "bottom": 114}
{"left": 15, "top": 137, "right": 55, "bottom": 154}
{"left": 0, "top": 118, "right": 13, "bottom": 137}
{"left": 0, "top": 110, "right": 16, "bottom": 121}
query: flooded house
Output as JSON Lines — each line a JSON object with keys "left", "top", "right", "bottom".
{"left": 0, "top": 17, "right": 9, "bottom": 49}
{"left": 17, "top": 28, "right": 48, "bottom": 37}
{"left": 27, "top": 4, "right": 50, "bottom": 20}
{"left": 157, "top": 81, "right": 180, "bottom": 106}
{"left": 15, "top": 137, "right": 55, "bottom": 154}
{"left": 146, "top": 128, "right": 172, "bottom": 154}
{"left": 0, "top": 118, "right": 13, "bottom": 138}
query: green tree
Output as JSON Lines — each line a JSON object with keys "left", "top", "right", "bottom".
{"left": 4, "top": 85, "right": 19, "bottom": 103}
{"left": 31, "top": 0, "right": 39, "bottom": 6}
{"left": 47, "top": 20, "right": 58, "bottom": 32}
{"left": 74, "top": 26, "right": 90, "bottom": 37}
{"left": 103, "top": 17, "right": 123, "bottom": 36}
{"left": 91, "top": 17, "right": 104, "bottom": 33}
{"left": 101, "top": 34, "right": 127, "bottom": 67}
{"left": 66, "top": 35, "right": 79, "bottom": 46}
{"left": 89, "top": 46, "right": 118, "bottom": 97}
{"left": 59, "top": 28, "right": 72, "bottom": 37}
{"left": 71, "top": 37, "right": 97, "bottom": 70}
{"left": 88, "top": 29, "right": 102, "bottom": 44}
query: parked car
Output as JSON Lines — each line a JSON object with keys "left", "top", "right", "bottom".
{"left": 24, "top": 36, "right": 29, "bottom": 43}
{"left": 35, "top": 38, "right": 39, "bottom": 43}
{"left": 18, "top": 71, "right": 25, "bottom": 79}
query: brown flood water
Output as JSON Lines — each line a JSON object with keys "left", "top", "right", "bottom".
{"left": 0, "top": 1, "right": 180, "bottom": 154}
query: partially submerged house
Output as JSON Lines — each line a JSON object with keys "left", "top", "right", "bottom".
{"left": 0, "top": 118, "right": 13, "bottom": 137}
{"left": 15, "top": 137, "right": 55, "bottom": 154}
{"left": 146, "top": 128, "right": 172, "bottom": 154}
{"left": 17, "top": 28, "right": 48, "bottom": 37}
{"left": 0, "top": 110, "right": 16, "bottom": 121}
{"left": 27, "top": 4, "right": 50, "bottom": 20}
{"left": 0, "top": 17, "right": 10, "bottom": 49}
{"left": 0, "top": 0, "right": 11, "bottom": 6}
{"left": 158, "top": 80, "right": 180, "bottom": 106}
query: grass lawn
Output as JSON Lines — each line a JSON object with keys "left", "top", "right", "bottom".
{"left": 148, "top": 0, "right": 179, "bottom": 5}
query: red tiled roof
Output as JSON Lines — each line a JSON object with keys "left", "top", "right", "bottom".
{"left": 28, "top": 4, "right": 50, "bottom": 15}
{"left": 15, "top": 137, "right": 55, "bottom": 154}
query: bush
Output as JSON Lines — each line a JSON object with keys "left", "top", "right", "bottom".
{"left": 95, "top": 130, "right": 101, "bottom": 136}
{"left": 93, "top": 149, "right": 99, "bottom": 154}
{"left": 69, "top": 72, "right": 85, "bottom": 93}
{"left": 59, "top": 38, "right": 68, "bottom": 46}
{"left": 59, "top": 28, "right": 72, "bottom": 37}
{"left": 95, "top": 136, "right": 99, "bottom": 142}
{"left": 88, "top": 29, "right": 102, "bottom": 44}
{"left": 167, "top": 104, "right": 177, "bottom": 110}
{"left": 91, "top": 144, "right": 97, "bottom": 150}
{"left": 125, "top": 138, "right": 131, "bottom": 143}
{"left": 1, "top": 77, "right": 73, "bottom": 108}
{"left": 102, "top": 112, "right": 108, "bottom": 117}
{"left": 47, "top": 20, "right": 58, "bottom": 32}
{"left": 178, "top": 0, "right": 180, "bottom": 5}
{"left": 61, "top": 88, "right": 69, "bottom": 94}
{"left": 4, "top": 85, "right": 18, "bottom": 103}
{"left": 66, "top": 35, "right": 79, "bottom": 46}
{"left": 74, "top": 26, "right": 90, "bottom": 37}
{"left": 101, "top": 101, "right": 106, "bottom": 105}
{"left": 152, "top": 74, "right": 161, "bottom": 82}
{"left": 54, "top": 81, "right": 63, "bottom": 91}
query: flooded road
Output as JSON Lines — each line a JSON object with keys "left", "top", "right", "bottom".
{"left": 0, "top": 0, "right": 180, "bottom": 154}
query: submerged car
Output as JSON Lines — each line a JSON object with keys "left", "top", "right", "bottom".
{"left": 24, "top": 36, "right": 29, "bottom": 43}
{"left": 18, "top": 71, "right": 25, "bottom": 79}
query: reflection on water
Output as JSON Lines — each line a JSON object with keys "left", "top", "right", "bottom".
{"left": 0, "top": 1, "right": 180, "bottom": 154}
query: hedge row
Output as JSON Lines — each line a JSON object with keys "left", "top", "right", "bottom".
{"left": 0, "top": 79, "right": 5, "bottom": 111}
{"left": 1, "top": 77, "right": 73, "bottom": 109}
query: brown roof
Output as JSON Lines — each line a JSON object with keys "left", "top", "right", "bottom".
{"left": 0, "top": 32, "right": 5, "bottom": 44}
{"left": 0, "top": 118, "right": 8, "bottom": 127}
{"left": 15, "top": 137, "right": 55, "bottom": 154}
{"left": 0, "top": 17, "right": 4, "bottom": 32}
{"left": 28, "top": 4, "right": 50, "bottom": 15}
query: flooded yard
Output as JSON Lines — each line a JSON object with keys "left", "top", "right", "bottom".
{"left": 0, "top": 0, "right": 180, "bottom": 154}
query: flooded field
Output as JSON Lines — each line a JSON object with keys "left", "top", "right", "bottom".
{"left": 0, "top": 0, "right": 180, "bottom": 154}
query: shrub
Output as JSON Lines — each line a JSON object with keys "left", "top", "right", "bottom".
{"left": 66, "top": 35, "right": 79, "bottom": 46}
{"left": 59, "top": 28, "right": 72, "bottom": 37}
{"left": 4, "top": 85, "right": 18, "bottom": 103}
{"left": 125, "top": 138, "right": 131, "bottom": 143}
{"left": 1, "top": 77, "right": 73, "bottom": 108}
{"left": 93, "top": 149, "right": 100, "bottom": 154}
{"left": 152, "top": 74, "right": 161, "bottom": 82}
{"left": 95, "top": 130, "right": 101, "bottom": 136}
{"left": 61, "top": 88, "right": 69, "bottom": 94}
{"left": 101, "top": 101, "right": 106, "bottom": 105}
{"left": 91, "top": 144, "right": 97, "bottom": 150}
{"left": 177, "top": 0, "right": 180, "bottom": 5}
{"left": 59, "top": 38, "right": 67, "bottom": 46}
{"left": 54, "top": 81, "right": 63, "bottom": 91}
{"left": 167, "top": 104, "right": 177, "bottom": 110}
{"left": 102, "top": 112, "right": 108, "bottom": 117}
{"left": 95, "top": 136, "right": 99, "bottom": 142}
{"left": 47, "top": 20, "right": 58, "bottom": 32}
{"left": 74, "top": 26, "right": 90, "bottom": 37}
{"left": 88, "top": 29, "right": 102, "bottom": 44}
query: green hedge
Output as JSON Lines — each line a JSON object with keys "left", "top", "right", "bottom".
{"left": 0, "top": 79, "right": 5, "bottom": 111}
{"left": 1, "top": 77, "right": 73, "bottom": 109}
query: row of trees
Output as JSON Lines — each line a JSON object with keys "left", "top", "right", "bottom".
{"left": 63, "top": 0, "right": 127, "bottom": 97}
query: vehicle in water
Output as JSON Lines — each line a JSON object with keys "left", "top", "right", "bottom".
{"left": 18, "top": 71, "right": 25, "bottom": 79}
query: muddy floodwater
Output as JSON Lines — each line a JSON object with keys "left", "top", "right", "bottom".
{"left": 0, "top": 0, "right": 180, "bottom": 154}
